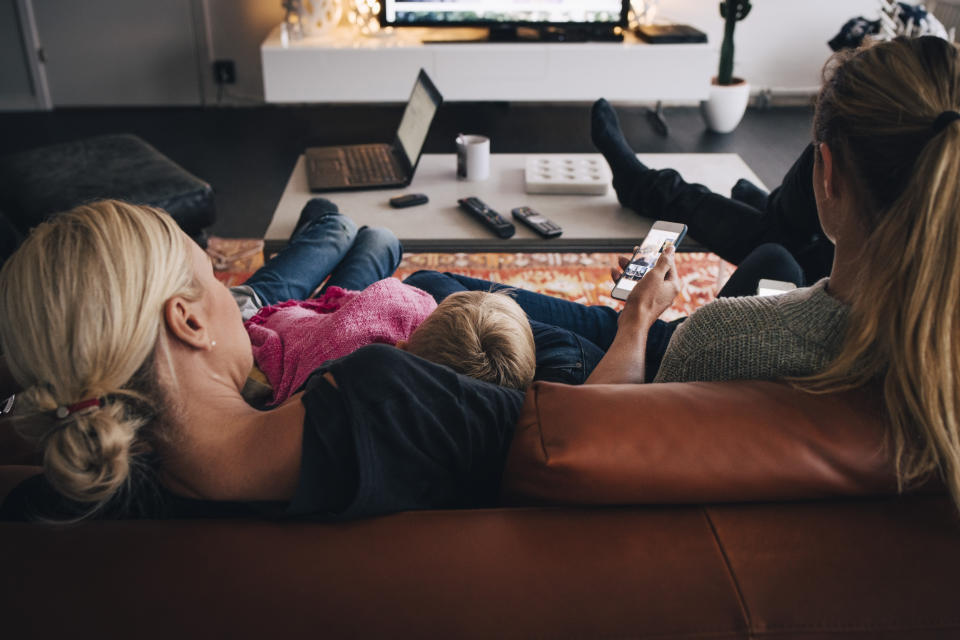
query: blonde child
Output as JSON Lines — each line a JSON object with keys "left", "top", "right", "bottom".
{"left": 400, "top": 290, "right": 536, "bottom": 391}
{"left": 245, "top": 281, "right": 536, "bottom": 405}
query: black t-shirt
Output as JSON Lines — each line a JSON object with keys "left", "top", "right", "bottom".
{"left": 0, "top": 345, "right": 524, "bottom": 522}
{"left": 289, "top": 344, "right": 524, "bottom": 519}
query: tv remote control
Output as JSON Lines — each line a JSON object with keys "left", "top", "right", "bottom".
{"left": 389, "top": 193, "right": 429, "bottom": 208}
{"left": 457, "top": 197, "right": 515, "bottom": 239}
{"left": 512, "top": 206, "right": 562, "bottom": 238}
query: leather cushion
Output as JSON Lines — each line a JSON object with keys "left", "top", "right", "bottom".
{"left": 706, "top": 496, "right": 960, "bottom": 637}
{"left": 0, "top": 134, "right": 215, "bottom": 238}
{"left": 503, "top": 379, "right": 904, "bottom": 504}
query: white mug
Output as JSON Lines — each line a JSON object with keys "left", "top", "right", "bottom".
{"left": 456, "top": 134, "right": 490, "bottom": 181}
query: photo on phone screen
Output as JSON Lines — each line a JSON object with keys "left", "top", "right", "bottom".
{"left": 611, "top": 221, "right": 687, "bottom": 301}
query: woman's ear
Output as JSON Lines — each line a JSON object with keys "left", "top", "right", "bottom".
{"left": 164, "top": 295, "right": 211, "bottom": 351}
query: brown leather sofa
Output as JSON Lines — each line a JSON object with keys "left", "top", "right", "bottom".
{"left": 2, "top": 380, "right": 959, "bottom": 639}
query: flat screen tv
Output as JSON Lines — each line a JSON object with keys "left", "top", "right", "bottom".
{"left": 381, "top": 0, "right": 628, "bottom": 29}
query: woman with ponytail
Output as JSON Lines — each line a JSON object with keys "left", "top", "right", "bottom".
{"left": 0, "top": 201, "right": 523, "bottom": 520}
{"left": 799, "top": 36, "right": 960, "bottom": 507}
{"left": 589, "top": 36, "right": 960, "bottom": 509}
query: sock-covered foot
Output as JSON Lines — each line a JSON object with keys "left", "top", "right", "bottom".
{"left": 590, "top": 98, "right": 647, "bottom": 207}
{"left": 731, "top": 178, "right": 769, "bottom": 211}
{"left": 295, "top": 197, "right": 340, "bottom": 235}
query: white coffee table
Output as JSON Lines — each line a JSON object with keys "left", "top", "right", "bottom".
{"left": 265, "top": 153, "right": 766, "bottom": 253}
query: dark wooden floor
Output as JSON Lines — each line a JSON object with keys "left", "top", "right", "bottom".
{"left": 0, "top": 103, "right": 814, "bottom": 238}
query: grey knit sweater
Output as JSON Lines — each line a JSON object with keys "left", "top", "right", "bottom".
{"left": 654, "top": 279, "right": 849, "bottom": 384}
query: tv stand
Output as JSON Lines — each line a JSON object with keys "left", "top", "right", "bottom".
{"left": 486, "top": 24, "right": 624, "bottom": 43}
{"left": 261, "top": 25, "right": 712, "bottom": 103}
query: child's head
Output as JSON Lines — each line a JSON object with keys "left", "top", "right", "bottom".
{"left": 403, "top": 290, "right": 536, "bottom": 390}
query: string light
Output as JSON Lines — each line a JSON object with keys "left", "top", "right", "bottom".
{"left": 348, "top": 0, "right": 381, "bottom": 36}
{"left": 305, "top": 0, "right": 344, "bottom": 36}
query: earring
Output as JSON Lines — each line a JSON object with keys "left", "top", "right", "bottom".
{"left": 210, "top": 340, "right": 217, "bottom": 349}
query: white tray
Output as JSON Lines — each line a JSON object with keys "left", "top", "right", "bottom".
{"left": 525, "top": 155, "right": 611, "bottom": 195}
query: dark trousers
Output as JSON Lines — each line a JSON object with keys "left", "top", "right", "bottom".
{"left": 402, "top": 238, "right": 804, "bottom": 384}
{"left": 620, "top": 144, "right": 834, "bottom": 284}
{"left": 403, "top": 271, "right": 682, "bottom": 384}
{"left": 717, "top": 243, "right": 806, "bottom": 297}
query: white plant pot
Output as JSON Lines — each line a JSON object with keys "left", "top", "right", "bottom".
{"left": 700, "top": 78, "right": 750, "bottom": 134}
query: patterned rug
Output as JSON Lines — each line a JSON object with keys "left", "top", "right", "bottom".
{"left": 207, "top": 238, "right": 734, "bottom": 321}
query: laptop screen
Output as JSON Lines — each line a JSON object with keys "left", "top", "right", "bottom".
{"left": 396, "top": 71, "right": 442, "bottom": 167}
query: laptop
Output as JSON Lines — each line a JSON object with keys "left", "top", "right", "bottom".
{"left": 305, "top": 69, "right": 443, "bottom": 192}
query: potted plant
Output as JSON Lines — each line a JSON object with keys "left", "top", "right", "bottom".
{"left": 701, "top": 0, "right": 752, "bottom": 133}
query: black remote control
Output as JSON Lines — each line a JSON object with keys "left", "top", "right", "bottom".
{"left": 389, "top": 193, "right": 429, "bottom": 208}
{"left": 457, "top": 197, "right": 515, "bottom": 239}
{"left": 511, "top": 206, "right": 563, "bottom": 238}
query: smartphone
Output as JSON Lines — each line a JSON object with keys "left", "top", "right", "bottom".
{"left": 611, "top": 221, "right": 687, "bottom": 301}
{"left": 757, "top": 279, "right": 797, "bottom": 297}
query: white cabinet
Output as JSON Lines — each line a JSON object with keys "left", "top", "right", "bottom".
{"left": 262, "top": 26, "right": 713, "bottom": 103}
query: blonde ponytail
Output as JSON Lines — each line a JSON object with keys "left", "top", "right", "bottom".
{"left": 801, "top": 37, "right": 960, "bottom": 508}
{"left": 0, "top": 200, "right": 199, "bottom": 515}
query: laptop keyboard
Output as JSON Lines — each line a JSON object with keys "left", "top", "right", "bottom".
{"left": 344, "top": 145, "right": 400, "bottom": 184}
{"left": 307, "top": 155, "right": 348, "bottom": 187}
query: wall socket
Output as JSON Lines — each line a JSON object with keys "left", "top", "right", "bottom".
{"left": 213, "top": 60, "right": 236, "bottom": 85}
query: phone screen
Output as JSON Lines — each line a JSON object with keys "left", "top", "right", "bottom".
{"left": 612, "top": 227, "right": 683, "bottom": 299}
{"left": 757, "top": 279, "right": 798, "bottom": 297}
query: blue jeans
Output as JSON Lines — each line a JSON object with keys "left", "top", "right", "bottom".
{"left": 244, "top": 198, "right": 402, "bottom": 306}
{"left": 402, "top": 270, "right": 680, "bottom": 384}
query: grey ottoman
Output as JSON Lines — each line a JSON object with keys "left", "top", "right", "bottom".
{"left": 0, "top": 134, "right": 215, "bottom": 251}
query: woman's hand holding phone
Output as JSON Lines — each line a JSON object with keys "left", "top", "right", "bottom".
{"left": 614, "top": 242, "right": 680, "bottom": 333}
{"left": 586, "top": 244, "right": 680, "bottom": 385}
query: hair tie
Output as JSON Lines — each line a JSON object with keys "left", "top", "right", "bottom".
{"left": 55, "top": 397, "right": 103, "bottom": 420}
{"left": 932, "top": 110, "right": 960, "bottom": 133}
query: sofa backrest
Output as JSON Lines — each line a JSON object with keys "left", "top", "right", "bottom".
{"left": 2, "top": 378, "right": 931, "bottom": 508}
{"left": 503, "top": 379, "right": 909, "bottom": 504}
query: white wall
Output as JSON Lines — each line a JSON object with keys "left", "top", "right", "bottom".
{"left": 661, "top": 0, "right": 879, "bottom": 94}
{"left": 31, "top": 0, "right": 203, "bottom": 106}
{"left": 0, "top": 0, "right": 280, "bottom": 109}
{"left": 202, "top": 0, "right": 278, "bottom": 105}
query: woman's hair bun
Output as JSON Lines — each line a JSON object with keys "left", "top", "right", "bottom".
{"left": 42, "top": 396, "right": 144, "bottom": 504}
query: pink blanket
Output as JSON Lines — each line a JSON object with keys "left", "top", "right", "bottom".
{"left": 245, "top": 278, "right": 437, "bottom": 404}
